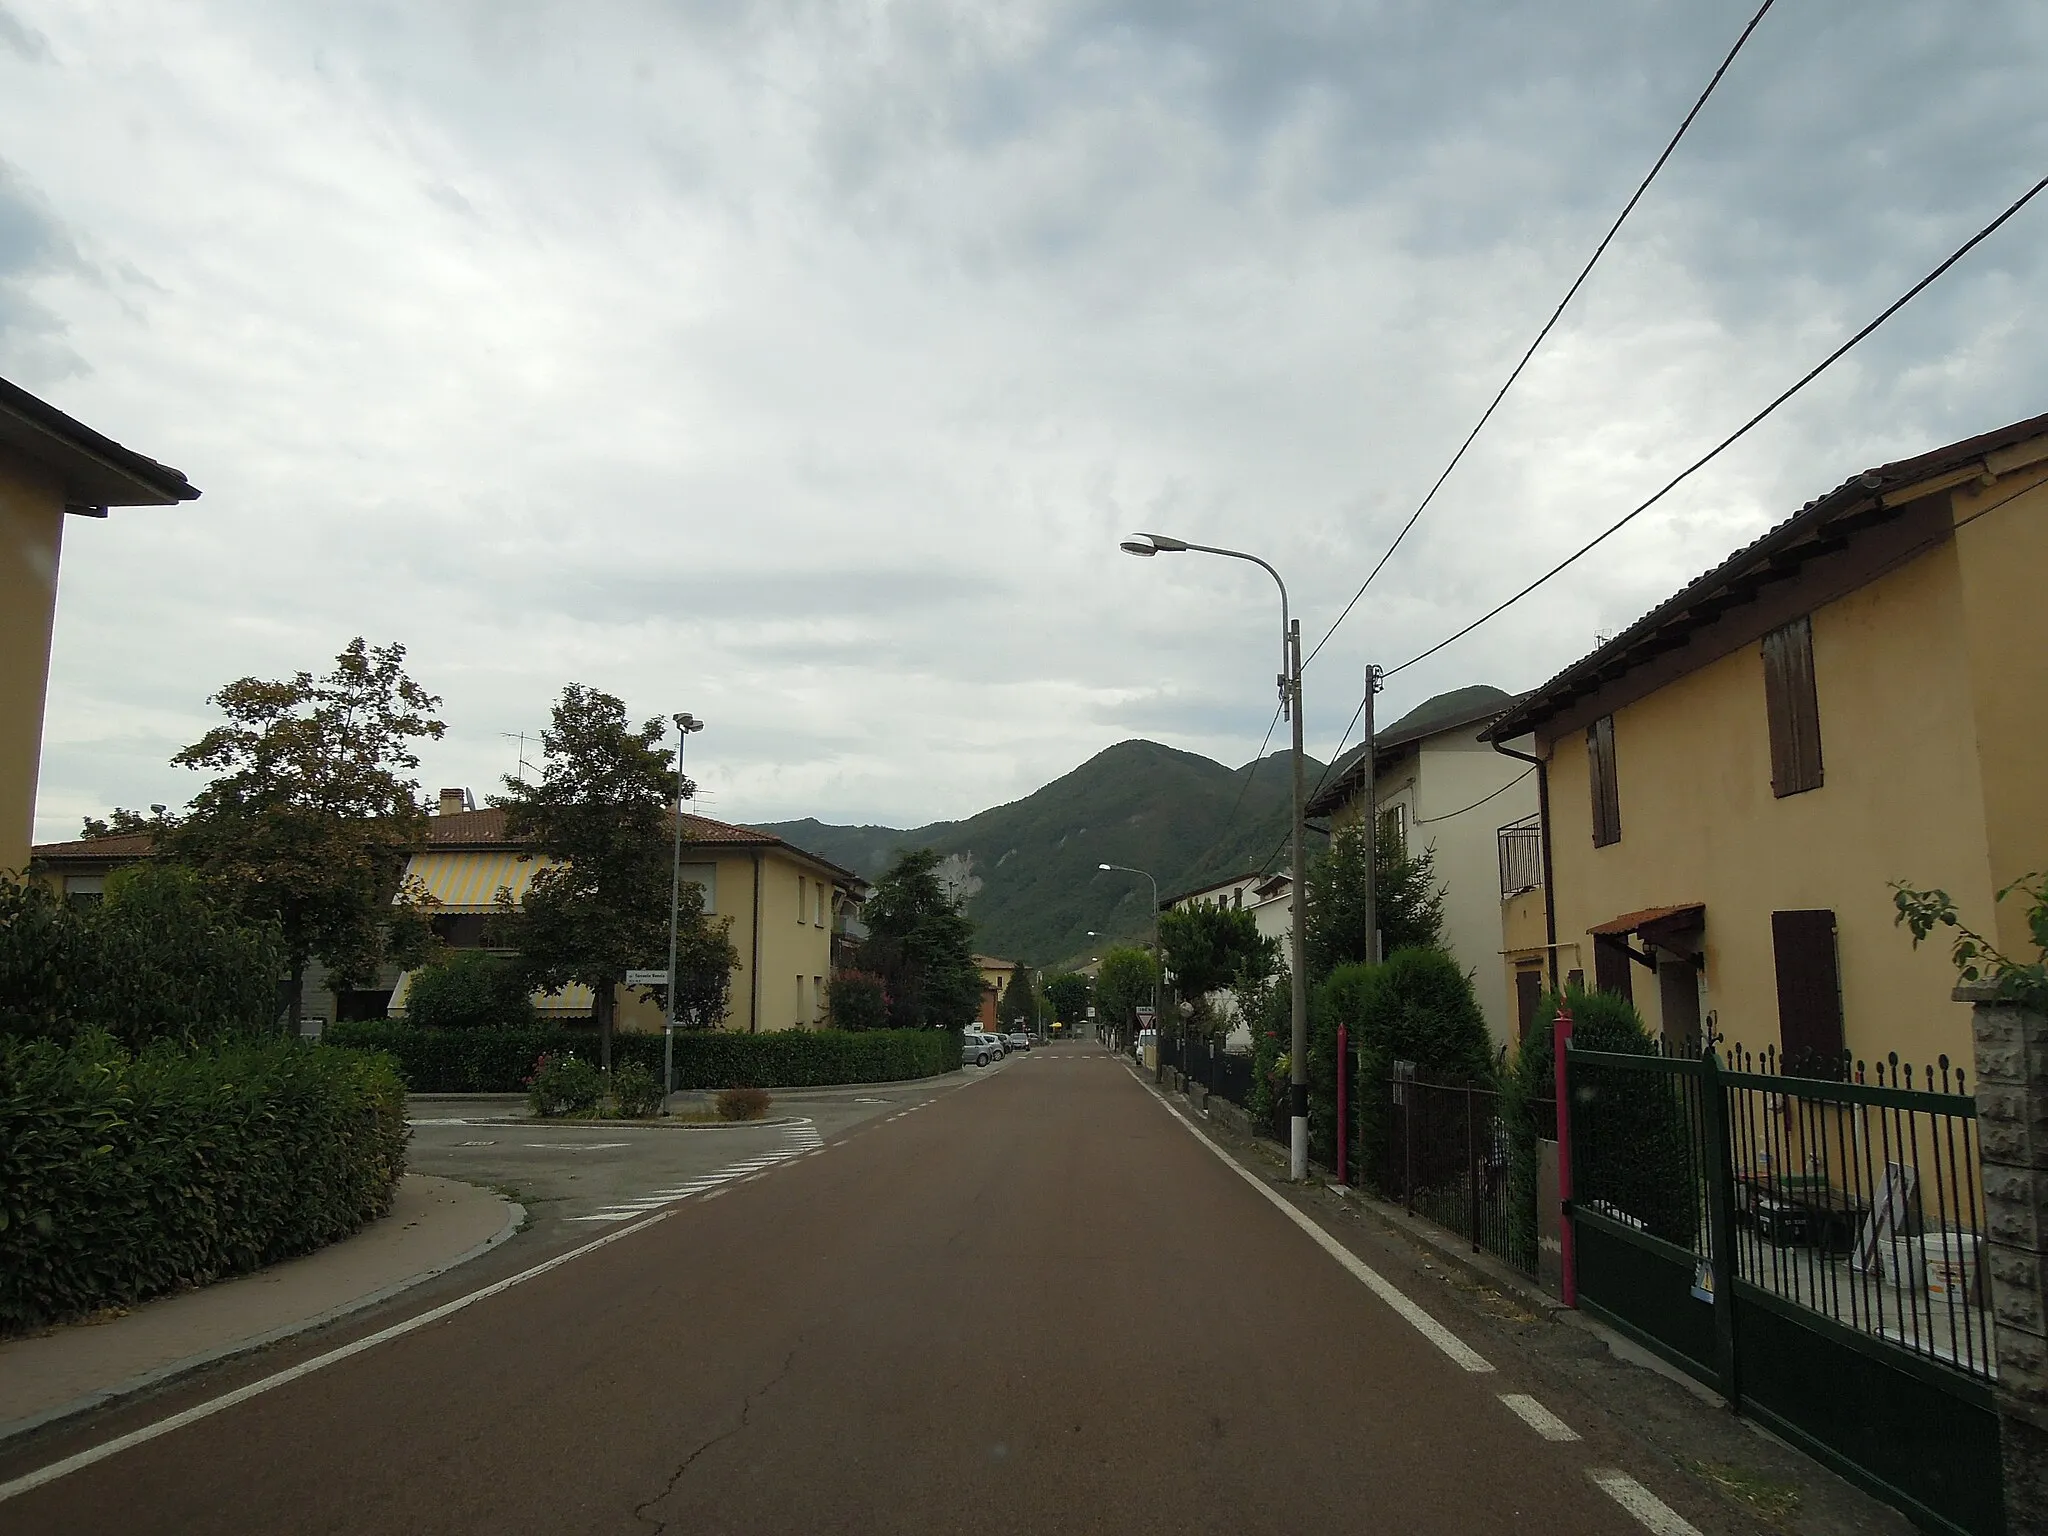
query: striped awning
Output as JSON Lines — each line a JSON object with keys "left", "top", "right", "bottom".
{"left": 402, "top": 850, "right": 555, "bottom": 913}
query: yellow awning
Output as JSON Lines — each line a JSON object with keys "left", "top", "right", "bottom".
{"left": 401, "top": 850, "right": 556, "bottom": 913}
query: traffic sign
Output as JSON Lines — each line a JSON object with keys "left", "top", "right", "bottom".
{"left": 625, "top": 969, "right": 669, "bottom": 986}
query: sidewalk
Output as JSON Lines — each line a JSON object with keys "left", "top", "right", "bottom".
{"left": 0, "top": 1174, "right": 520, "bottom": 1444}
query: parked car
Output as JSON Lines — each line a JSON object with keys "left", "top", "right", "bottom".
{"left": 962, "top": 1035, "right": 995, "bottom": 1068}
{"left": 972, "top": 1029, "right": 1007, "bottom": 1058}
{"left": 1002, "top": 1031, "right": 1031, "bottom": 1052}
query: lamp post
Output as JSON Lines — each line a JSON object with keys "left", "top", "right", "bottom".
{"left": 664, "top": 712, "right": 705, "bottom": 1099}
{"left": 1098, "top": 863, "right": 1160, "bottom": 1066}
{"left": 1121, "top": 531, "right": 1310, "bottom": 1182}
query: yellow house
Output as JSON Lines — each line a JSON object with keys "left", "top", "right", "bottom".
{"left": 975, "top": 954, "right": 1024, "bottom": 1030}
{"left": 1483, "top": 409, "right": 2048, "bottom": 1075}
{"left": 2, "top": 378, "right": 198, "bottom": 872}
{"left": 398, "top": 797, "right": 862, "bottom": 1033}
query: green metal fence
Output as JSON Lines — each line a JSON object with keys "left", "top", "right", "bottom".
{"left": 1566, "top": 1043, "right": 2002, "bottom": 1536}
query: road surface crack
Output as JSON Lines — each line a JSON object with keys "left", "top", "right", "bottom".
{"left": 630, "top": 1342, "right": 801, "bottom": 1533}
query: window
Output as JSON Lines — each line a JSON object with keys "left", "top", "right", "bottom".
{"left": 678, "top": 863, "right": 717, "bottom": 914}
{"left": 1515, "top": 967, "right": 1543, "bottom": 1042}
{"left": 1772, "top": 909, "right": 1845, "bottom": 1074}
{"left": 797, "top": 876, "right": 807, "bottom": 924}
{"left": 1761, "top": 616, "right": 1823, "bottom": 797}
{"left": 814, "top": 976, "right": 824, "bottom": 1021}
{"left": 1377, "top": 802, "right": 1406, "bottom": 852}
{"left": 796, "top": 974, "right": 806, "bottom": 1024}
{"left": 1593, "top": 933, "right": 1634, "bottom": 1003}
{"left": 64, "top": 873, "right": 106, "bottom": 906}
{"left": 815, "top": 884, "right": 826, "bottom": 927}
{"left": 1587, "top": 715, "right": 1621, "bottom": 847}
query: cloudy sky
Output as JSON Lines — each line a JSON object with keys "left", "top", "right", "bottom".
{"left": 7, "top": 0, "right": 2045, "bottom": 842}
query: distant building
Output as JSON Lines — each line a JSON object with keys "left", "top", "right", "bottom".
{"left": 975, "top": 954, "right": 1025, "bottom": 1029}
{"left": 1, "top": 377, "right": 198, "bottom": 872}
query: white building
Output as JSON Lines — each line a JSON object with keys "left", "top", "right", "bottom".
{"left": 1161, "top": 870, "right": 1292, "bottom": 1049}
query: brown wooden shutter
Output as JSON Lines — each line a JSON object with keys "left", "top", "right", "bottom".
{"left": 1593, "top": 933, "right": 1634, "bottom": 1002}
{"left": 1761, "top": 616, "right": 1823, "bottom": 797}
{"left": 1587, "top": 715, "right": 1620, "bottom": 847}
{"left": 1771, "top": 909, "right": 1844, "bottom": 1073}
{"left": 1515, "top": 967, "right": 1542, "bottom": 1042}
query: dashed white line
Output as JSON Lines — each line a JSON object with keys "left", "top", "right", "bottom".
{"left": 1588, "top": 1471, "right": 1703, "bottom": 1535}
{"left": 1498, "top": 1393, "right": 1580, "bottom": 1442}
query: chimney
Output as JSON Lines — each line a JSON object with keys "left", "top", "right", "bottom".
{"left": 436, "top": 787, "right": 474, "bottom": 817}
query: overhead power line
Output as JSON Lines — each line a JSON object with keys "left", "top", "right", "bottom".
{"left": 1385, "top": 169, "right": 2048, "bottom": 679}
{"left": 1302, "top": 0, "right": 1780, "bottom": 672}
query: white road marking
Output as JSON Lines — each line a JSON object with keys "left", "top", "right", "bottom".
{"left": 1589, "top": 1471, "right": 1703, "bottom": 1535}
{"left": 406, "top": 1117, "right": 472, "bottom": 1126}
{"left": 1498, "top": 1393, "right": 1580, "bottom": 1441}
{"left": 0, "top": 1206, "right": 679, "bottom": 1505}
{"left": 1129, "top": 1066, "right": 1494, "bottom": 1374}
{"left": 565, "top": 1119, "right": 823, "bottom": 1222}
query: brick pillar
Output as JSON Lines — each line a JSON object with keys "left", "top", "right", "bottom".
{"left": 1960, "top": 979, "right": 2048, "bottom": 1528}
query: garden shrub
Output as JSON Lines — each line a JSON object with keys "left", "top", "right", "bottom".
{"left": 609, "top": 1060, "right": 664, "bottom": 1118}
{"left": 1309, "top": 947, "right": 1494, "bottom": 1185}
{"left": 0, "top": 1031, "right": 406, "bottom": 1334}
{"left": 826, "top": 971, "right": 889, "bottom": 1032}
{"left": 330, "top": 1022, "right": 960, "bottom": 1092}
{"left": 527, "top": 1051, "right": 603, "bottom": 1117}
{"left": 715, "top": 1085, "right": 773, "bottom": 1122}
{"left": 402, "top": 949, "right": 538, "bottom": 1030}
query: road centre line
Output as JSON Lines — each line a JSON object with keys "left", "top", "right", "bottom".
{"left": 1128, "top": 1065, "right": 1494, "bottom": 1374}
{"left": 0, "top": 1206, "right": 678, "bottom": 1506}
{"left": 1498, "top": 1393, "right": 1580, "bottom": 1442}
{"left": 1588, "top": 1470, "right": 1704, "bottom": 1535}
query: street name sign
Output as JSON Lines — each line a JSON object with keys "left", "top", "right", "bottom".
{"left": 625, "top": 969, "right": 670, "bottom": 986}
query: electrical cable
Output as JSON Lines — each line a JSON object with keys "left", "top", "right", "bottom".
{"left": 1386, "top": 169, "right": 2048, "bottom": 680}
{"left": 1302, "top": 0, "right": 1780, "bottom": 673}
{"left": 1185, "top": 701, "right": 1287, "bottom": 883}
{"left": 1412, "top": 765, "right": 1535, "bottom": 825}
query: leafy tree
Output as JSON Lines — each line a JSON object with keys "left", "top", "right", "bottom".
{"left": 998, "top": 968, "right": 1037, "bottom": 1030}
{"left": 663, "top": 882, "right": 738, "bottom": 1030}
{"left": 856, "top": 848, "right": 981, "bottom": 1029}
{"left": 1094, "top": 946, "right": 1159, "bottom": 1044}
{"left": 492, "top": 686, "right": 735, "bottom": 1072}
{"left": 1304, "top": 817, "right": 1445, "bottom": 981}
{"left": 402, "top": 949, "right": 538, "bottom": 1030}
{"left": 162, "top": 638, "right": 445, "bottom": 1026}
{"left": 1159, "top": 904, "right": 1279, "bottom": 1003}
{"left": 1043, "top": 971, "right": 1091, "bottom": 1025}
{"left": 826, "top": 971, "right": 890, "bottom": 1032}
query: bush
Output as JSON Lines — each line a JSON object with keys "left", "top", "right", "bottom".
{"left": 527, "top": 1052, "right": 603, "bottom": 1117}
{"left": 826, "top": 972, "right": 889, "bottom": 1032}
{"left": 716, "top": 1085, "right": 772, "bottom": 1121}
{"left": 1310, "top": 947, "right": 1494, "bottom": 1184}
{"left": 329, "top": 1022, "right": 960, "bottom": 1093}
{"left": 0, "top": 1031, "right": 406, "bottom": 1333}
{"left": 0, "top": 867, "right": 283, "bottom": 1049}
{"left": 402, "top": 949, "right": 538, "bottom": 1030}
{"left": 609, "top": 1060, "right": 664, "bottom": 1118}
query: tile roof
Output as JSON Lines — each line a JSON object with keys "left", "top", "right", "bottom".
{"left": 1485, "top": 410, "right": 2048, "bottom": 742}
{"left": 29, "top": 831, "right": 159, "bottom": 862}
{"left": 1304, "top": 683, "right": 1517, "bottom": 818}
{"left": 423, "top": 806, "right": 859, "bottom": 879}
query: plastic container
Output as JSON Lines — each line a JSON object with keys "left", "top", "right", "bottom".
{"left": 1919, "top": 1230, "right": 1981, "bottom": 1299}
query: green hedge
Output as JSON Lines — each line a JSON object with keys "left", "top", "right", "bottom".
{"left": 0, "top": 1033, "right": 407, "bottom": 1334}
{"left": 326, "top": 1022, "right": 961, "bottom": 1093}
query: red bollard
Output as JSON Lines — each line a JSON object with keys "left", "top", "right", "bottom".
{"left": 1553, "top": 1003, "right": 1577, "bottom": 1307}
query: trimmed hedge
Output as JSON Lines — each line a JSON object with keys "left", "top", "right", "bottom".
{"left": 326, "top": 1022, "right": 961, "bottom": 1093}
{"left": 0, "top": 1033, "right": 407, "bottom": 1334}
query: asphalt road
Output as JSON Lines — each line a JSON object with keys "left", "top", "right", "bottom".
{"left": 1, "top": 1043, "right": 1727, "bottom": 1534}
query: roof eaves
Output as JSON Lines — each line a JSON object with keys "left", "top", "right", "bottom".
{"left": 0, "top": 376, "right": 201, "bottom": 509}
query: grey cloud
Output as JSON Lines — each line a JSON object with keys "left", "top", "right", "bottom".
{"left": 0, "top": 4, "right": 49, "bottom": 61}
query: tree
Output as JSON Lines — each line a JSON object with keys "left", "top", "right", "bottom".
{"left": 1159, "top": 904, "right": 1279, "bottom": 1004}
{"left": 1303, "top": 816, "right": 1445, "bottom": 981}
{"left": 492, "top": 685, "right": 735, "bottom": 1072}
{"left": 826, "top": 971, "right": 890, "bottom": 1031}
{"left": 1043, "top": 971, "right": 1091, "bottom": 1025}
{"left": 402, "top": 949, "right": 539, "bottom": 1030}
{"left": 998, "top": 967, "right": 1036, "bottom": 1031}
{"left": 164, "top": 638, "right": 445, "bottom": 1027}
{"left": 857, "top": 848, "right": 981, "bottom": 1029}
{"left": 1094, "top": 946, "right": 1159, "bottom": 1045}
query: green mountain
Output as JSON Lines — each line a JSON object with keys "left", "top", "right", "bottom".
{"left": 754, "top": 739, "right": 1327, "bottom": 969}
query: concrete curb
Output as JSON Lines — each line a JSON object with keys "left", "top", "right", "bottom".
{"left": 0, "top": 1190, "right": 526, "bottom": 1448}
{"left": 421, "top": 1115, "right": 810, "bottom": 1132}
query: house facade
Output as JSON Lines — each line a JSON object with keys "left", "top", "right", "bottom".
{"left": 397, "top": 797, "right": 864, "bottom": 1034}
{"left": 975, "top": 955, "right": 1025, "bottom": 1029}
{"left": 1307, "top": 685, "right": 1539, "bottom": 1051}
{"left": 1483, "top": 411, "right": 2048, "bottom": 1074}
{"left": 2, "top": 378, "right": 198, "bottom": 873}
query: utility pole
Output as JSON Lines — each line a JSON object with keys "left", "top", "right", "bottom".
{"left": 1286, "top": 619, "right": 1310, "bottom": 1182}
{"left": 1361, "top": 664, "right": 1383, "bottom": 966}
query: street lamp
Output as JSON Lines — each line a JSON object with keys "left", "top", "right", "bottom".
{"left": 1099, "top": 862, "right": 1160, "bottom": 1067}
{"left": 1122, "top": 530, "right": 1311, "bottom": 1182}
{"left": 664, "top": 712, "right": 705, "bottom": 1099}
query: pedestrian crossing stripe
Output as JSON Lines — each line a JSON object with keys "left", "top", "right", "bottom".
{"left": 567, "top": 1118, "right": 826, "bottom": 1222}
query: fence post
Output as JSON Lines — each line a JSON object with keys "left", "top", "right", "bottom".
{"left": 1960, "top": 980, "right": 2048, "bottom": 1530}
{"left": 1553, "top": 1005, "right": 1576, "bottom": 1307}
{"left": 1404, "top": 1070, "right": 1417, "bottom": 1215}
{"left": 1698, "top": 1046, "right": 1742, "bottom": 1408}
{"left": 1467, "top": 1081, "right": 1480, "bottom": 1253}
{"left": 1336, "top": 1024, "right": 1349, "bottom": 1187}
